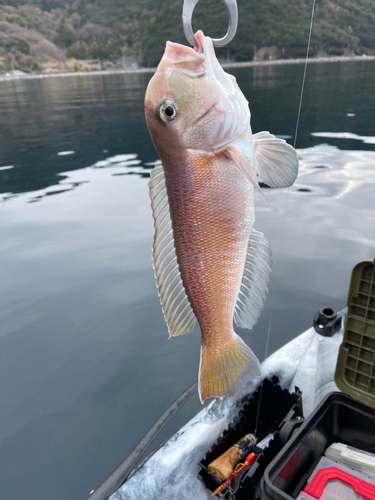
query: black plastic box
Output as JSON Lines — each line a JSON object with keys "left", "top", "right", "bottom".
{"left": 260, "top": 391, "right": 375, "bottom": 500}
{"left": 199, "top": 377, "right": 303, "bottom": 500}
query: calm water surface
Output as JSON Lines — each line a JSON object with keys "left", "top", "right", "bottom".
{"left": 1, "top": 61, "right": 375, "bottom": 500}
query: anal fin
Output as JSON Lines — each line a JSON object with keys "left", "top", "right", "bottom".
{"left": 234, "top": 228, "right": 272, "bottom": 330}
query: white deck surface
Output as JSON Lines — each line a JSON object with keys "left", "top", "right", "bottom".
{"left": 110, "top": 309, "right": 346, "bottom": 500}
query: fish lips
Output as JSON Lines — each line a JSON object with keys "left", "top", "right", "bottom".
{"left": 162, "top": 30, "right": 214, "bottom": 77}
{"left": 163, "top": 52, "right": 204, "bottom": 78}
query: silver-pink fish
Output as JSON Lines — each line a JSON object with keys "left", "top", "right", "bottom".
{"left": 145, "top": 31, "right": 299, "bottom": 401}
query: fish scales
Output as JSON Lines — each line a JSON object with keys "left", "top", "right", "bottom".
{"left": 164, "top": 153, "right": 253, "bottom": 337}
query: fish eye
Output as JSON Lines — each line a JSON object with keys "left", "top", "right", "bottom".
{"left": 158, "top": 99, "right": 177, "bottom": 122}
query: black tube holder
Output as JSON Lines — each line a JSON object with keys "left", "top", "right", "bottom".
{"left": 313, "top": 307, "right": 341, "bottom": 337}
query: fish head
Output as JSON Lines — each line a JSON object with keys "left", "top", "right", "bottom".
{"left": 145, "top": 31, "right": 250, "bottom": 158}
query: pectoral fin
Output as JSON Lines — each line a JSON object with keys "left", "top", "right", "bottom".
{"left": 225, "top": 145, "right": 267, "bottom": 201}
{"left": 253, "top": 131, "right": 299, "bottom": 188}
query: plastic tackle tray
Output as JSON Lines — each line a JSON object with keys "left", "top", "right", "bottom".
{"left": 199, "top": 376, "right": 303, "bottom": 500}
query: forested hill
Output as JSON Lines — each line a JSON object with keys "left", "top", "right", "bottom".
{"left": 0, "top": 0, "right": 375, "bottom": 73}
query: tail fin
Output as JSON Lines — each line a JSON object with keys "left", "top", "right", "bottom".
{"left": 198, "top": 333, "right": 261, "bottom": 402}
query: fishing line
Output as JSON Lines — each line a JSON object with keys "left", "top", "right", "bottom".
{"left": 294, "top": 0, "right": 316, "bottom": 148}
{"left": 255, "top": 0, "right": 316, "bottom": 435}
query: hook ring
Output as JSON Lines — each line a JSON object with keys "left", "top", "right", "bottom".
{"left": 182, "top": 0, "right": 238, "bottom": 48}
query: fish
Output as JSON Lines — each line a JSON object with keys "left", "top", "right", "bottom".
{"left": 144, "top": 30, "right": 299, "bottom": 402}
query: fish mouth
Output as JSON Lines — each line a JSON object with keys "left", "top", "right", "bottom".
{"left": 162, "top": 31, "right": 212, "bottom": 75}
{"left": 194, "top": 30, "right": 206, "bottom": 55}
{"left": 164, "top": 37, "right": 205, "bottom": 70}
{"left": 193, "top": 31, "right": 216, "bottom": 74}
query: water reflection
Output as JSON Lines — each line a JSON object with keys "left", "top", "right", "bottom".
{"left": 0, "top": 72, "right": 153, "bottom": 196}
{"left": 312, "top": 132, "right": 375, "bottom": 144}
{"left": 93, "top": 154, "right": 140, "bottom": 168}
{"left": 1, "top": 141, "right": 374, "bottom": 208}
{"left": 57, "top": 151, "right": 75, "bottom": 156}
{"left": 295, "top": 144, "right": 375, "bottom": 200}
{"left": 1, "top": 152, "right": 155, "bottom": 203}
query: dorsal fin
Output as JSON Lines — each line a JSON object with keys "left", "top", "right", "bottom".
{"left": 149, "top": 163, "right": 196, "bottom": 337}
{"left": 234, "top": 228, "right": 272, "bottom": 330}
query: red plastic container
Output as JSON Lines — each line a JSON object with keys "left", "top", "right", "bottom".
{"left": 305, "top": 466, "right": 375, "bottom": 499}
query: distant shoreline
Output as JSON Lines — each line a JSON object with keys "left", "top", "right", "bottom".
{"left": 1, "top": 54, "right": 375, "bottom": 82}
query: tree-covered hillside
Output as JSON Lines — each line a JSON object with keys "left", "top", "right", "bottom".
{"left": 142, "top": 0, "right": 375, "bottom": 66}
{"left": 0, "top": 0, "right": 374, "bottom": 73}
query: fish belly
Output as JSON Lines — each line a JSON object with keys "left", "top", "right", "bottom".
{"left": 163, "top": 153, "right": 254, "bottom": 343}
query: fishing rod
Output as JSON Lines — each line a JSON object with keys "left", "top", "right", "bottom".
{"left": 87, "top": 382, "right": 198, "bottom": 500}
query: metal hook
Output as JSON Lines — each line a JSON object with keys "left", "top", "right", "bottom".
{"left": 182, "top": 0, "right": 238, "bottom": 48}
